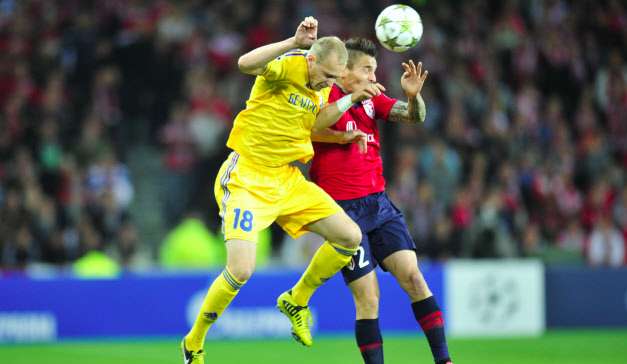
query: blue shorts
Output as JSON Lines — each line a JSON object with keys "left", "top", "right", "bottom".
{"left": 338, "top": 192, "right": 416, "bottom": 284}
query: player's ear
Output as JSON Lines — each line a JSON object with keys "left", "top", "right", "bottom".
{"left": 306, "top": 54, "right": 317, "bottom": 64}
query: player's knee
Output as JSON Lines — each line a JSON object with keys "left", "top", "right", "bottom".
{"left": 338, "top": 223, "right": 362, "bottom": 249}
{"left": 408, "top": 271, "right": 424, "bottom": 289}
{"left": 227, "top": 264, "right": 255, "bottom": 282}
{"left": 404, "top": 270, "right": 430, "bottom": 298}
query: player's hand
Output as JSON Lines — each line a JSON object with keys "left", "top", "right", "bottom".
{"left": 294, "top": 16, "right": 318, "bottom": 48}
{"left": 351, "top": 83, "right": 386, "bottom": 103}
{"left": 340, "top": 130, "right": 368, "bottom": 154}
{"left": 400, "top": 60, "right": 428, "bottom": 98}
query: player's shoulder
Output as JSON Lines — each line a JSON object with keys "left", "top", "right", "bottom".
{"left": 372, "top": 91, "right": 395, "bottom": 103}
{"left": 276, "top": 49, "right": 308, "bottom": 63}
{"left": 282, "top": 49, "right": 307, "bottom": 57}
{"left": 277, "top": 50, "right": 308, "bottom": 71}
{"left": 372, "top": 92, "right": 397, "bottom": 108}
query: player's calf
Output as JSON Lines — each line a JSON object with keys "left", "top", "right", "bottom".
{"left": 354, "top": 293, "right": 379, "bottom": 319}
{"left": 350, "top": 272, "right": 381, "bottom": 319}
{"left": 349, "top": 270, "right": 383, "bottom": 363}
{"left": 399, "top": 269, "right": 432, "bottom": 302}
{"left": 384, "top": 251, "right": 451, "bottom": 363}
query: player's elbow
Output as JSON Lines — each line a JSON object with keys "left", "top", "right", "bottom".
{"left": 313, "top": 111, "right": 336, "bottom": 132}
{"left": 237, "top": 56, "right": 260, "bottom": 75}
{"left": 237, "top": 56, "right": 250, "bottom": 72}
{"left": 311, "top": 125, "right": 326, "bottom": 133}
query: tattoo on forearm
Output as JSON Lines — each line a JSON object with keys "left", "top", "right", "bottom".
{"left": 388, "top": 101, "right": 410, "bottom": 123}
{"left": 416, "top": 94, "right": 426, "bottom": 122}
{"left": 388, "top": 96, "right": 426, "bottom": 123}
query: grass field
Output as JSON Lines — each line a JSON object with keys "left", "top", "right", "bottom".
{"left": 1, "top": 330, "right": 626, "bottom": 364}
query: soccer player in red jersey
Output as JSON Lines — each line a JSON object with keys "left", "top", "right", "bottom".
{"left": 310, "top": 38, "right": 452, "bottom": 364}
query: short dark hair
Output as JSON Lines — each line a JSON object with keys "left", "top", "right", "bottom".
{"left": 344, "top": 38, "right": 377, "bottom": 68}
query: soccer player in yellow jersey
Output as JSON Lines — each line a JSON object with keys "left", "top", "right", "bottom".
{"left": 181, "top": 17, "right": 385, "bottom": 364}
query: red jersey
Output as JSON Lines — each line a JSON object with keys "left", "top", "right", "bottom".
{"left": 310, "top": 84, "right": 397, "bottom": 200}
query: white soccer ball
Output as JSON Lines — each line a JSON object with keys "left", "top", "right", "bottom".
{"left": 375, "top": 4, "right": 423, "bottom": 53}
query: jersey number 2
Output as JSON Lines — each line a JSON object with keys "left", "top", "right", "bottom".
{"left": 354, "top": 246, "right": 370, "bottom": 268}
{"left": 233, "top": 208, "right": 254, "bottom": 232}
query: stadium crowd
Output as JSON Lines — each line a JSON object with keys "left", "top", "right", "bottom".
{"left": 0, "top": 0, "right": 625, "bottom": 270}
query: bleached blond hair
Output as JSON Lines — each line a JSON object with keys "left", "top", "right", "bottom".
{"left": 309, "top": 36, "right": 348, "bottom": 64}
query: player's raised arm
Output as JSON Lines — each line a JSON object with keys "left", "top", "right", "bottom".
{"left": 314, "top": 82, "right": 386, "bottom": 131}
{"left": 237, "top": 16, "right": 318, "bottom": 75}
{"left": 387, "top": 60, "right": 429, "bottom": 123}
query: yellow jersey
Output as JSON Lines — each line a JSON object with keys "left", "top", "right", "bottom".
{"left": 226, "top": 50, "right": 331, "bottom": 167}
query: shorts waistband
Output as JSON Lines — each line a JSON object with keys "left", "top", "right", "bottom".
{"left": 228, "top": 151, "right": 296, "bottom": 172}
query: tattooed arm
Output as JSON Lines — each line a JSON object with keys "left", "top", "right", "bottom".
{"left": 387, "top": 94, "right": 426, "bottom": 123}
{"left": 387, "top": 60, "right": 428, "bottom": 123}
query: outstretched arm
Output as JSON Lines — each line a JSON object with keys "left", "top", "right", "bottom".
{"left": 311, "top": 129, "right": 368, "bottom": 153}
{"left": 237, "top": 17, "right": 318, "bottom": 75}
{"left": 387, "top": 95, "right": 427, "bottom": 123}
{"left": 314, "top": 83, "right": 386, "bottom": 130}
{"left": 387, "top": 60, "right": 428, "bottom": 123}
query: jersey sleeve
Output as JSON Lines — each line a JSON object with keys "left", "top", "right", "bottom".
{"left": 261, "top": 50, "right": 307, "bottom": 82}
{"left": 373, "top": 93, "right": 398, "bottom": 121}
{"left": 261, "top": 56, "right": 289, "bottom": 81}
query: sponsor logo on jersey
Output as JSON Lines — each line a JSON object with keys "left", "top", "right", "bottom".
{"left": 346, "top": 120, "right": 375, "bottom": 144}
{"left": 288, "top": 93, "right": 319, "bottom": 114}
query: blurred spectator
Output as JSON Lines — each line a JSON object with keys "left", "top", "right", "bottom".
{"left": 160, "top": 102, "right": 197, "bottom": 227}
{"left": 587, "top": 215, "right": 626, "bottom": 267}
{"left": 84, "top": 149, "right": 133, "bottom": 213}
{"left": 467, "top": 187, "right": 517, "bottom": 258}
{"left": 614, "top": 186, "right": 627, "bottom": 242}
{"left": 557, "top": 218, "right": 586, "bottom": 255}
{"left": 520, "top": 223, "right": 547, "bottom": 259}
{"left": 418, "top": 140, "right": 461, "bottom": 206}
{"left": 116, "top": 221, "right": 139, "bottom": 268}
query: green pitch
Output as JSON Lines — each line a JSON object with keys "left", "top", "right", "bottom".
{"left": 1, "top": 330, "right": 626, "bottom": 364}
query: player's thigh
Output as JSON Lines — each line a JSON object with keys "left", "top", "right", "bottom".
{"left": 382, "top": 250, "right": 432, "bottom": 300}
{"left": 225, "top": 239, "right": 257, "bottom": 282}
{"left": 348, "top": 270, "right": 380, "bottom": 319}
{"left": 277, "top": 176, "right": 361, "bottom": 247}
{"left": 369, "top": 213, "right": 416, "bottom": 265}
{"left": 305, "top": 210, "right": 362, "bottom": 248}
{"left": 214, "top": 153, "right": 276, "bottom": 243}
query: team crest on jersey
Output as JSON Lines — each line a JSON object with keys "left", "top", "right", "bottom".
{"left": 362, "top": 99, "right": 375, "bottom": 119}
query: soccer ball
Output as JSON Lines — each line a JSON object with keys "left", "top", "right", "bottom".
{"left": 375, "top": 4, "right": 423, "bottom": 52}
